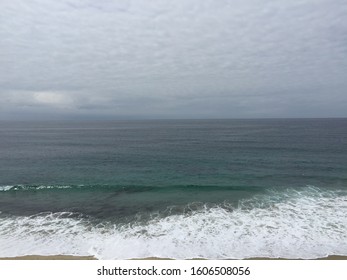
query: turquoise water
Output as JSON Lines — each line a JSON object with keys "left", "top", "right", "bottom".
{"left": 0, "top": 119, "right": 347, "bottom": 259}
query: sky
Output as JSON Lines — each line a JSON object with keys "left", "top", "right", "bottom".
{"left": 1, "top": 0, "right": 347, "bottom": 120}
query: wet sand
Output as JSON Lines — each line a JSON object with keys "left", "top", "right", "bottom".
{"left": 1, "top": 255, "right": 347, "bottom": 260}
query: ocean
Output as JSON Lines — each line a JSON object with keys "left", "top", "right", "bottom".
{"left": 0, "top": 119, "right": 346, "bottom": 259}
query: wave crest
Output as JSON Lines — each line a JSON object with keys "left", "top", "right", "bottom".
{"left": 0, "top": 186, "right": 346, "bottom": 259}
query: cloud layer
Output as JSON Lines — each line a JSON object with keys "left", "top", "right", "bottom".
{"left": 1, "top": 0, "right": 347, "bottom": 119}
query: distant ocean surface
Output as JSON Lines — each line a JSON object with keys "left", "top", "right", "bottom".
{"left": 0, "top": 119, "right": 346, "bottom": 259}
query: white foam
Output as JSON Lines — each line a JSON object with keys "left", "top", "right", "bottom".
{"left": 36, "top": 185, "right": 72, "bottom": 190}
{"left": 0, "top": 187, "right": 346, "bottom": 259}
{"left": 0, "top": 185, "right": 14, "bottom": 192}
{"left": 0, "top": 185, "right": 73, "bottom": 191}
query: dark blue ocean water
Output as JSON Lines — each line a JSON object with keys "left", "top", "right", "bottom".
{"left": 0, "top": 119, "right": 346, "bottom": 259}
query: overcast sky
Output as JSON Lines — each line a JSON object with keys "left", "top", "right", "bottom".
{"left": 1, "top": 0, "right": 347, "bottom": 120}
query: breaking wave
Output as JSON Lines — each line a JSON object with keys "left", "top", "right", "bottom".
{"left": 0, "top": 186, "right": 346, "bottom": 259}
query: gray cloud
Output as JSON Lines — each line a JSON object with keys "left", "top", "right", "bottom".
{"left": 1, "top": 0, "right": 347, "bottom": 119}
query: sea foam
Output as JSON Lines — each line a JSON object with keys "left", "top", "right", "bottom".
{"left": 0, "top": 185, "right": 73, "bottom": 192}
{"left": 0, "top": 187, "right": 346, "bottom": 259}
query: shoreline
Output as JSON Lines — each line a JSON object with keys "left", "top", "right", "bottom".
{"left": 1, "top": 255, "right": 347, "bottom": 260}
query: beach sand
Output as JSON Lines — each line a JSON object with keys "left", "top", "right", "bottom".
{"left": 1, "top": 255, "right": 347, "bottom": 260}
{"left": 0, "top": 255, "right": 97, "bottom": 260}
